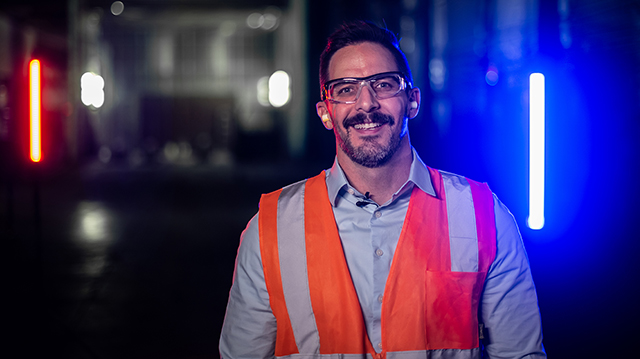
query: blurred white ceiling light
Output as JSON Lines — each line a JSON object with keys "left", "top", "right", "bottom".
{"left": 81, "top": 72, "right": 105, "bottom": 108}
{"left": 268, "top": 70, "right": 290, "bottom": 108}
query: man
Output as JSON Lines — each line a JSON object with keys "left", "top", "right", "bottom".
{"left": 220, "top": 21, "right": 545, "bottom": 359}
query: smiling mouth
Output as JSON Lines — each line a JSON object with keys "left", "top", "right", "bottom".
{"left": 344, "top": 111, "right": 394, "bottom": 131}
{"left": 353, "top": 122, "right": 384, "bottom": 130}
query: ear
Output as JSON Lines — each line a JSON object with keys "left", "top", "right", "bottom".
{"left": 316, "top": 101, "right": 334, "bottom": 130}
{"left": 407, "top": 87, "right": 421, "bottom": 119}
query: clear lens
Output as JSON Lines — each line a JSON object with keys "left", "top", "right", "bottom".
{"left": 372, "top": 75, "right": 402, "bottom": 96}
{"left": 331, "top": 81, "right": 360, "bottom": 100}
{"left": 326, "top": 73, "right": 405, "bottom": 103}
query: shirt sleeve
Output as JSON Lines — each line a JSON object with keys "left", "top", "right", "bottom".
{"left": 219, "top": 213, "right": 277, "bottom": 359}
{"left": 480, "top": 195, "right": 546, "bottom": 358}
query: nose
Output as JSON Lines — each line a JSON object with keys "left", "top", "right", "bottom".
{"left": 355, "top": 83, "right": 380, "bottom": 113}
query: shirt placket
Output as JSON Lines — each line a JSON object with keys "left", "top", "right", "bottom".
{"left": 371, "top": 206, "right": 392, "bottom": 353}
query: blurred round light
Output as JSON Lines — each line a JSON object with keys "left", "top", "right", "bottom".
{"left": 485, "top": 67, "right": 499, "bottom": 86}
{"left": 257, "top": 76, "right": 270, "bottom": 107}
{"left": 400, "top": 37, "right": 415, "bottom": 53}
{"left": 429, "top": 58, "right": 445, "bottom": 91}
{"left": 81, "top": 72, "right": 105, "bottom": 108}
{"left": 111, "top": 1, "right": 124, "bottom": 16}
{"left": 80, "top": 72, "right": 93, "bottom": 88}
{"left": 400, "top": 16, "right": 415, "bottom": 31}
{"left": 262, "top": 13, "right": 278, "bottom": 30}
{"left": 92, "top": 91, "right": 105, "bottom": 108}
{"left": 247, "top": 13, "right": 264, "bottom": 29}
{"left": 98, "top": 145, "right": 112, "bottom": 163}
{"left": 163, "top": 142, "right": 179, "bottom": 162}
{"left": 77, "top": 202, "right": 110, "bottom": 242}
{"left": 268, "top": 70, "right": 290, "bottom": 108}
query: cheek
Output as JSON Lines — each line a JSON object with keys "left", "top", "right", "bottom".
{"left": 331, "top": 106, "right": 349, "bottom": 119}
{"left": 388, "top": 105, "right": 408, "bottom": 125}
{"left": 329, "top": 108, "right": 349, "bottom": 127}
{"left": 381, "top": 99, "right": 407, "bottom": 116}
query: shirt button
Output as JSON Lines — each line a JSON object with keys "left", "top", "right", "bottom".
{"left": 377, "top": 295, "right": 383, "bottom": 303}
{"left": 374, "top": 211, "right": 382, "bottom": 218}
{"left": 376, "top": 249, "right": 384, "bottom": 257}
{"left": 347, "top": 188, "right": 355, "bottom": 195}
{"left": 378, "top": 342, "right": 383, "bottom": 349}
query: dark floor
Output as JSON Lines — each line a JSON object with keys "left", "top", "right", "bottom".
{"left": 2, "top": 160, "right": 321, "bottom": 359}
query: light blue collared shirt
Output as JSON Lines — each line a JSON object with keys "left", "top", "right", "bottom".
{"left": 220, "top": 149, "right": 545, "bottom": 358}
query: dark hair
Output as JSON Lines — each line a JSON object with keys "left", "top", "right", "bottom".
{"left": 319, "top": 20, "right": 413, "bottom": 98}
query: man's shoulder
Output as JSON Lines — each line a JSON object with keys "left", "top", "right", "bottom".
{"left": 436, "top": 168, "right": 489, "bottom": 190}
{"left": 262, "top": 170, "right": 327, "bottom": 198}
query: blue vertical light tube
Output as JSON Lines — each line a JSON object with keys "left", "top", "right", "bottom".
{"left": 528, "top": 73, "right": 545, "bottom": 229}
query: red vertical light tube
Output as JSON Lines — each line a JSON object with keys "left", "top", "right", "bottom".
{"left": 29, "top": 59, "right": 42, "bottom": 162}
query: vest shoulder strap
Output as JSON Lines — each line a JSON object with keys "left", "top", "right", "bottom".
{"left": 259, "top": 178, "right": 310, "bottom": 356}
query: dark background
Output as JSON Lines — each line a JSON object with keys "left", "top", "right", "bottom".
{"left": 1, "top": 0, "right": 639, "bottom": 358}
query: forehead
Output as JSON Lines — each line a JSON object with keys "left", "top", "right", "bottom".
{"left": 328, "top": 42, "right": 399, "bottom": 81}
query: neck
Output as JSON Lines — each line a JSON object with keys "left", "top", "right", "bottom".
{"left": 337, "top": 137, "right": 413, "bottom": 205}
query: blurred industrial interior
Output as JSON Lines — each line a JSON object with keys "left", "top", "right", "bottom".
{"left": 1, "top": 0, "right": 639, "bottom": 358}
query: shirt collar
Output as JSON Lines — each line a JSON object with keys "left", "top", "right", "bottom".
{"left": 326, "top": 147, "right": 436, "bottom": 207}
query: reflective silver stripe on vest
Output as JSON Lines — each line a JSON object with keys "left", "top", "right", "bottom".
{"left": 387, "top": 348, "right": 480, "bottom": 359}
{"left": 277, "top": 180, "right": 321, "bottom": 353}
{"left": 275, "top": 348, "right": 479, "bottom": 359}
{"left": 276, "top": 354, "right": 374, "bottom": 359}
{"left": 441, "top": 172, "right": 479, "bottom": 273}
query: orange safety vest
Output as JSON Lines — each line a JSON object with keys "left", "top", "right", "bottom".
{"left": 259, "top": 167, "right": 496, "bottom": 359}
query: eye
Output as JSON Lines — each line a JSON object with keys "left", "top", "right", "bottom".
{"left": 373, "top": 77, "right": 400, "bottom": 91}
{"left": 333, "top": 83, "right": 357, "bottom": 97}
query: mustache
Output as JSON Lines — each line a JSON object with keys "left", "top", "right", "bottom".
{"left": 343, "top": 112, "right": 395, "bottom": 128}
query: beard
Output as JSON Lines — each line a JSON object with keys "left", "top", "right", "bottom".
{"left": 335, "top": 111, "right": 407, "bottom": 168}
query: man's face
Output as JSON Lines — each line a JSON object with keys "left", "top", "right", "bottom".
{"left": 319, "top": 42, "right": 417, "bottom": 168}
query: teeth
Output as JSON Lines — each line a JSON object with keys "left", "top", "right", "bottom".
{"left": 354, "top": 122, "right": 382, "bottom": 130}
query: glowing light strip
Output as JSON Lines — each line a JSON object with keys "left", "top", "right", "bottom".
{"left": 528, "top": 73, "right": 545, "bottom": 229}
{"left": 29, "top": 59, "right": 42, "bottom": 162}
